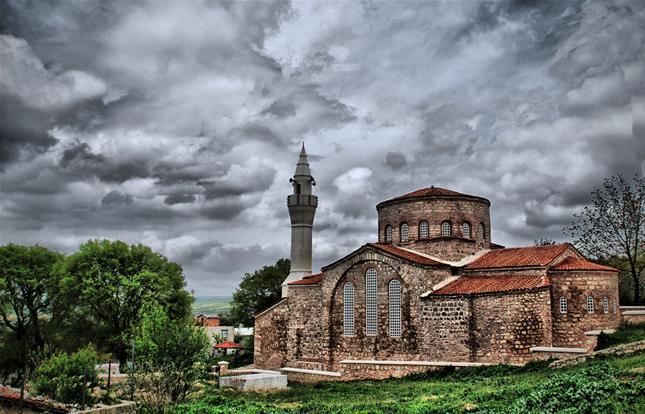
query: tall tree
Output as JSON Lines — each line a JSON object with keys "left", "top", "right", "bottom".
{"left": 565, "top": 173, "right": 644, "bottom": 304}
{"left": 230, "top": 258, "right": 290, "bottom": 326}
{"left": 0, "top": 244, "right": 64, "bottom": 381}
{"left": 58, "top": 240, "right": 193, "bottom": 364}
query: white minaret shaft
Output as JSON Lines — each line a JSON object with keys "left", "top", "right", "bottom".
{"left": 282, "top": 143, "right": 317, "bottom": 297}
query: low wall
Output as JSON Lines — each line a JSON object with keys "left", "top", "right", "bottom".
{"left": 622, "top": 310, "right": 645, "bottom": 326}
{"left": 549, "top": 340, "right": 645, "bottom": 368}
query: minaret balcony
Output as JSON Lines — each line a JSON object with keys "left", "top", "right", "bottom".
{"left": 287, "top": 194, "right": 318, "bottom": 207}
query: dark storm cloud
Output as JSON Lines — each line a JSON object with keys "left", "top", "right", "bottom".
{"left": 1, "top": 0, "right": 643, "bottom": 294}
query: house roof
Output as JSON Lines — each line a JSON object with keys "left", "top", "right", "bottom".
{"left": 549, "top": 256, "right": 618, "bottom": 272}
{"left": 367, "top": 243, "right": 448, "bottom": 266}
{"left": 466, "top": 243, "right": 572, "bottom": 270}
{"left": 377, "top": 186, "right": 490, "bottom": 209}
{"left": 288, "top": 273, "right": 323, "bottom": 285}
{"left": 429, "top": 275, "right": 549, "bottom": 296}
{"left": 214, "top": 341, "right": 240, "bottom": 349}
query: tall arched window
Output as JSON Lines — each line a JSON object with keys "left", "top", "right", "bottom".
{"left": 343, "top": 282, "right": 355, "bottom": 336}
{"left": 462, "top": 222, "right": 471, "bottom": 239}
{"left": 388, "top": 280, "right": 401, "bottom": 337}
{"left": 587, "top": 296, "right": 594, "bottom": 313}
{"left": 602, "top": 297, "right": 609, "bottom": 314}
{"left": 441, "top": 221, "right": 451, "bottom": 237}
{"left": 419, "top": 221, "right": 429, "bottom": 239}
{"left": 559, "top": 297, "right": 568, "bottom": 314}
{"left": 478, "top": 223, "right": 485, "bottom": 240}
{"left": 365, "top": 269, "right": 378, "bottom": 336}
{"left": 385, "top": 225, "right": 393, "bottom": 242}
{"left": 400, "top": 223, "right": 409, "bottom": 242}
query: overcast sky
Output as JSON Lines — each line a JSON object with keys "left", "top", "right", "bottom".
{"left": 1, "top": 0, "right": 643, "bottom": 295}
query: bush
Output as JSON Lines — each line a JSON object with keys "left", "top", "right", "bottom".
{"left": 31, "top": 346, "right": 100, "bottom": 406}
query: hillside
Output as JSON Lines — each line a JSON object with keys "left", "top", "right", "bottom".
{"left": 192, "top": 296, "right": 232, "bottom": 316}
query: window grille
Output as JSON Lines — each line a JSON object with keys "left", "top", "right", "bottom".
{"left": 559, "top": 297, "right": 568, "bottom": 314}
{"left": 602, "top": 297, "right": 609, "bottom": 314}
{"left": 365, "top": 269, "right": 378, "bottom": 335}
{"left": 442, "top": 221, "right": 451, "bottom": 237}
{"left": 419, "top": 221, "right": 428, "bottom": 239}
{"left": 343, "top": 283, "right": 355, "bottom": 336}
{"left": 385, "top": 225, "right": 392, "bottom": 242}
{"left": 389, "top": 280, "right": 402, "bottom": 337}
{"left": 400, "top": 224, "right": 409, "bottom": 242}
{"left": 462, "top": 222, "right": 471, "bottom": 239}
{"left": 478, "top": 223, "right": 485, "bottom": 240}
{"left": 587, "top": 296, "right": 594, "bottom": 313}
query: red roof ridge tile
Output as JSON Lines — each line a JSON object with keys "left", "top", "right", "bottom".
{"left": 466, "top": 243, "right": 573, "bottom": 270}
{"left": 287, "top": 273, "right": 323, "bottom": 285}
{"left": 428, "top": 274, "right": 549, "bottom": 296}
{"left": 549, "top": 256, "right": 618, "bottom": 272}
{"left": 367, "top": 243, "right": 448, "bottom": 266}
{"left": 377, "top": 186, "right": 490, "bottom": 209}
{"left": 214, "top": 341, "right": 240, "bottom": 348}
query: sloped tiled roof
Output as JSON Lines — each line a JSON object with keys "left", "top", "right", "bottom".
{"left": 288, "top": 273, "right": 322, "bottom": 285}
{"left": 549, "top": 256, "right": 618, "bottom": 272}
{"left": 377, "top": 186, "right": 490, "bottom": 209}
{"left": 367, "top": 243, "right": 447, "bottom": 266}
{"left": 466, "top": 243, "right": 571, "bottom": 270}
{"left": 430, "top": 275, "right": 549, "bottom": 296}
{"left": 214, "top": 341, "right": 240, "bottom": 349}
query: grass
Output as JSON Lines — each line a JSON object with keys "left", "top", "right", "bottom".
{"left": 596, "top": 322, "right": 645, "bottom": 350}
{"left": 173, "top": 324, "right": 645, "bottom": 414}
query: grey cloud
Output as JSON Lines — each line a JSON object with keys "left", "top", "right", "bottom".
{"left": 101, "top": 190, "right": 133, "bottom": 206}
{"left": 164, "top": 193, "right": 197, "bottom": 205}
{"left": 385, "top": 152, "right": 407, "bottom": 170}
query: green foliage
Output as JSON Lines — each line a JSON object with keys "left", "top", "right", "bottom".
{"left": 230, "top": 258, "right": 290, "bottom": 326}
{"left": 0, "top": 243, "right": 64, "bottom": 382}
{"left": 133, "top": 303, "right": 210, "bottom": 411}
{"left": 31, "top": 346, "right": 100, "bottom": 407}
{"left": 564, "top": 172, "right": 644, "bottom": 304}
{"left": 533, "top": 238, "right": 557, "bottom": 246}
{"left": 58, "top": 239, "right": 194, "bottom": 363}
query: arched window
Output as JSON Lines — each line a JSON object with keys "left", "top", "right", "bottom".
{"left": 462, "top": 222, "right": 471, "bottom": 239}
{"left": 400, "top": 223, "right": 409, "bottom": 242}
{"left": 365, "top": 269, "right": 378, "bottom": 336}
{"left": 587, "top": 296, "right": 594, "bottom": 313}
{"left": 388, "top": 280, "right": 402, "bottom": 337}
{"left": 559, "top": 297, "right": 568, "bottom": 314}
{"left": 602, "top": 297, "right": 609, "bottom": 314}
{"left": 343, "top": 283, "right": 355, "bottom": 336}
{"left": 385, "top": 225, "right": 393, "bottom": 243}
{"left": 441, "top": 221, "right": 451, "bottom": 237}
{"left": 478, "top": 223, "right": 485, "bottom": 240}
{"left": 419, "top": 221, "right": 429, "bottom": 239}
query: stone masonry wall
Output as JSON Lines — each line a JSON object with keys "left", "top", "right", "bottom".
{"left": 254, "top": 300, "right": 289, "bottom": 370}
{"left": 470, "top": 288, "right": 552, "bottom": 363}
{"left": 419, "top": 297, "right": 471, "bottom": 361}
{"left": 285, "top": 284, "right": 325, "bottom": 370}
{"left": 377, "top": 198, "right": 490, "bottom": 261}
{"left": 549, "top": 270, "right": 621, "bottom": 348}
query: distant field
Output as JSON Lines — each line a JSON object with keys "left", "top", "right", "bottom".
{"left": 192, "top": 296, "right": 232, "bottom": 316}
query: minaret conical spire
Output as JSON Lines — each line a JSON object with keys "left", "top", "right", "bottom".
{"left": 282, "top": 143, "right": 318, "bottom": 297}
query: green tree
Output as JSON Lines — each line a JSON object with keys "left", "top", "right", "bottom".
{"left": 58, "top": 240, "right": 193, "bottom": 364}
{"left": 565, "top": 173, "right": 644, "bottom": 304}
{"left": 533, "top": 238, "right": 557, "bottom": 246}
{"left": 0, "top": 244, "right": 64, "bottom": 381}
{"left": 230, "top": 258, "right": 289, "bottom": 326}
{"left": 133, "top": 303, "right": 209, "bottom": 411}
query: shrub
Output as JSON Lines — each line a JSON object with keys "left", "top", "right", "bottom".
{"left": 31, "top": 346, "right": 100, "bottom": 406}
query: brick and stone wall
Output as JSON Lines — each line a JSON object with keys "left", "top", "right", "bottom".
{"left": 254, "top": 300, "right": 289, "bottom": 370}
{"left": 377, "top": 197, "right": 491, "bottom": 260}
{"left": 548, "top": 270, "right": 621, "bottom": 348}
{"left": 285, "top": 284, "right": 325, "bottom": 370}
{"left": 418, "top": 298, "right": 471, "bottom": 361}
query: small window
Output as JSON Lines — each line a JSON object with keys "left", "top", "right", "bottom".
{"left": 478, "top": 223, "right": 485, "bottom": 240}
{"left": 462, "top": 222, "right": 471, "bottom": 239}
{"left": 419, "top": 221, "right": 428, "bottom": 239}
{"left": 441, "top": 221, "right": 451, "bottom": 237}
{"left": 388, "top": 280, "right": 402, "bottom": 337}
{"left": 400, "top": 223, "right": 409, "bottom": 242}
{"left": 603, "top": 297, "right": 609, "bottom": 314}
{"left": 385, "top": 225, "right": 392, "bottom": 242}
{"left": 365, "top": 269, "right": 378, "bottom": 336}
{"left": 559, "top": 297, "right": 568, "bottom": 314}
{"left": 587, "top": 296, "right": 594, "bottom": 313}
{"left": 221, "top": 329, "right": 229, "bottom": 338}
{"left": 343, "top": 282, "right": 355, "bottom": 336}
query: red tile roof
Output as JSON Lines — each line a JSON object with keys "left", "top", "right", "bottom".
{"left": 377, "top": 186, "right": 490, "bottom": 209}
{"left": 367, "top": 243, "right": 447, "bottom": 266}
{"left": 549, "top": 256, "right": 618, "bottom": 272}
{"left": 466, "top": 243, "right": 571, "bottom": 270}
{"left": 430, "top": 275, "right": 549, "bottom": 295}
{"left": 288, "top": 273, "right": 322, "bottom": 285}
{"left": 214, "top": 341, "right": 240, "bottom": 349}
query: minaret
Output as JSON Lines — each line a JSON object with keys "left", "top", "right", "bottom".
{"left": 282, "top": 143, "right": 318, "bottom": 297}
